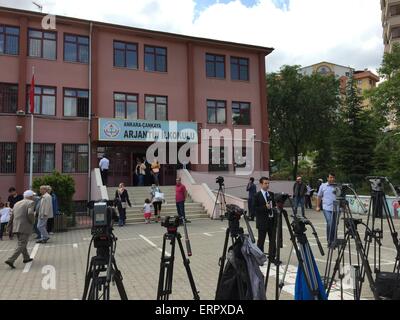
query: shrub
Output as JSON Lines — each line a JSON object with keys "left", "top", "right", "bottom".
{"left": 32, "top": 171, "right": 76, "bottom": 217}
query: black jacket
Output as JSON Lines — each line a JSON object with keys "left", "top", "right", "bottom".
{"left": 293, "top": 182, "right": 307, "bottom": 197}
{"left": 254, "top": 190, "right": 276, "bottom": 230}
{"left": 114, "top": 189, "right": 132, "bottom": 207}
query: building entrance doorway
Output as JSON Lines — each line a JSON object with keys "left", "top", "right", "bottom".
{"left": 96, "top": 144, "right": 179, "bottom": 187}
{"left": 108, "top": 151, "right": 131, "bottom": 187}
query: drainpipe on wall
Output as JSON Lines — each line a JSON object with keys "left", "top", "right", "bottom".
{"left": 87, "top": 22, "right": 93, "bottom": 202}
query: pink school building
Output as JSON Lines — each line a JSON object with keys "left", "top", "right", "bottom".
{"left": 0, "top": 6, "right": 273, "bottom": 205}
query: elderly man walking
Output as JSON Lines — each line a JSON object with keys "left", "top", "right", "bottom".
{"left": 36, "top": 185, "right": 53, "bottom": 243}
{"left": 5, "top": 190, "right": 35, "bottom": 269}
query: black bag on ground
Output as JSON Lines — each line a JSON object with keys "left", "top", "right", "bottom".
{"left": 215, "top": 238, "right": 253, "bottom": 300}
{"left": 375, "top": 272, "right": 400, "bottom": 300}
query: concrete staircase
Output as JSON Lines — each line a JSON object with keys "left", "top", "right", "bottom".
{"left": 107, "top": 186, "right": 209, "bottom": 224}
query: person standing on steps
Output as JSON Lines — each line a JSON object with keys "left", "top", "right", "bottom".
{"left": 176, "top": 178, "right": 190, "bottom": 224}
{"left": 115, "top": 183, "right": 132, "bottom": 227}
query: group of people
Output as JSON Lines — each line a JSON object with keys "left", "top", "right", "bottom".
{"left": 135, "top": 157, "right": 161, "bottom": 186}
{"left": 99, "top": 154, "right": 162, "bottom": 187}
{"left": 3, "top": 185, "right": 59, "bottom": 269}
{"left": 246, "top": 173, "right": 342, "bottom": 258}
{"left": 113, "top": 177, "right": 190, "bottom": 225}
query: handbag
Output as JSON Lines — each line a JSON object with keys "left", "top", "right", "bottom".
{"left": 154, "top": 191, "right": 164, "bottom": 201}
{"left": 118, "top": 191, "right": 128, "bottom": 209}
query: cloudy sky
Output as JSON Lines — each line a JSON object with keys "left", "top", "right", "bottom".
{"left": 0, "top": 0, "right": 384, "bottom": 73}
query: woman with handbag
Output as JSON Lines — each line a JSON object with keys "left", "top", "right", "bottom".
{"left": 150, "top": 184, "right": 164, "bottom": 223}
{"left": 151, "top": 158, "right": 161, "bottom": 186}
{"left": 114, "top": 183, "right": 132, "bottom": 227}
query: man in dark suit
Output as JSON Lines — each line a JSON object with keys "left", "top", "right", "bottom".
{"left": 254, "top": 177, "right": 276, "bottom": 259}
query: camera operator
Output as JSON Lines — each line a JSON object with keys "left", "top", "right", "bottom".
{"left": 254, "top": 177, "right": 276, "bottom": 258}
{"left": 316, "top": 173, "right": 337, "bottom": 248}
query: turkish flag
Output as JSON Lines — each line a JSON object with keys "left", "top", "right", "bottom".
{"left": 29, "top": 74, "right": 35, "bottom": 114}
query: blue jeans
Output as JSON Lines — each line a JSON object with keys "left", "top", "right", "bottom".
{"left": 294, "top": 196, "right": 305, "bottom": 217}
{"left": 323, "top": 209, "right": 340, "bottom": 247}
{"left": 118, "top": 207, "right": 126, "bottom": 226}
{"left": 176, "top": 201, "right": 185, "bottom": 220}
{"left": 37, "top": 217, "right": 49, "bottom": 240}
{"left": 138, "top": 175, "right": 145, "bottom": 186}
{"left": 33, "top": 219, "right": 41, "bottom": 238}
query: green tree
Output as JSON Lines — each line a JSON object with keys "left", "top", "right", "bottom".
{"left": 334, "top": 76, "right": 377, "bottom": 185}
{"left": 267, "top": 65, "right": 340, "bottom": 180}
{"left": 32, "top": 171, "right": 76, "bottom": 218}
{"left": 367, "top": 43, "right": 400, "bottom": 126}
{"left": 373, "top": 131, "right": 400, "bottom": 184}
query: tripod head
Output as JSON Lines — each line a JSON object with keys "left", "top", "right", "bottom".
{"left": 161, "top": 215, "right": 193, "bottom": 257}
{"left": 366, "top": 176, "right": 386, "bottom": 192}
{"left": 161, "top": 215, "right": 180, "bottom": 234}
{"left": 330, "top": 183, "right": 353, "bottom": 202}
{"left": 291, "top": 214, "right": 325, "bottom": 256}
{"left": 225, "top": 204, "right": 246, "bottom": 238}
{"left": 216, "top": 176, "right": 225, "bottom": 188}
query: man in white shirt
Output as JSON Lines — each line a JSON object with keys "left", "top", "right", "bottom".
{"left": 0, "top": 202, "right": 12, "bottom": 240}
{"left": 99, "top": 155, "right": 110, "bottom": 186}
{"left": 316, "top": 173, "right": 338, "bottom": 248}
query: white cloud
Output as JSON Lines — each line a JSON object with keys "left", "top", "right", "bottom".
{"left": 0, "top": 0, "right": 384, "bottom": 73}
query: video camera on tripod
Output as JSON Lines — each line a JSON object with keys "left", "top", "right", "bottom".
{"left": 213, "top": 176, "right": 227, "bottom": 220}
{"left": 82, "top": 200, "right": 127, "bottom": 300}
{"left": 216, "top": 176, "right": 224, "bottom": 187}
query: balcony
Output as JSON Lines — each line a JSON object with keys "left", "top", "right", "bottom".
{"left": 387, "top": 15, "right": 400, "bottom": 39}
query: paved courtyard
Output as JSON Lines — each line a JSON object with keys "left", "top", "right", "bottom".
{"left": 0, "top": 209, "right": 399, "bottom": 300}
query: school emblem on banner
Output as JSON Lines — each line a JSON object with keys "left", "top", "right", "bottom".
{"left": 103, "top": 121, "right": 120, "bottom": 138}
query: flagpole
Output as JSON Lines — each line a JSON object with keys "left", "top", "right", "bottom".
{"left": 29, "top": 66, "right": 35, "bottom": 189}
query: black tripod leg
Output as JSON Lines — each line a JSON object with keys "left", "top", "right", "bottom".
{"left": 275, "top": 213, "right": 283, "bottom": 300}
{"left": 82, "top": 259, "right": 94, "bottom": 300}
{"left": 326, "top": 233, "right": 349, "bottom": 297}
{"left": 112, "top": 257, "right": 128, "bottom": 300}
{"left": 177, "top": 234, "right": 200, "bottom": 300}
{"left": 216, "top": 228, "right": 230, "bottom": 298}
{"left": 157, "top": 233, "right": 176, "bottom": 300}
{"left": 265, "top": 212, "right": 279, "bottom": 298}
{"left": 264, "top": 257, "right": 273, "bottom": 295}
{"left": 83, "top": 258, "right": 102, "bottom": 300}
{"left": 212, "top": 188, "right": 220, "bottom": 220}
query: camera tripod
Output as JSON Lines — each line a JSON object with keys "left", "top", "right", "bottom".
{"left": 82, "top": 232, "right": 128, "bottom": 300}
{"left": 323, "top": 192, "right": 378, "bottom": 300}
{"left": 264, "top": 196, "right": 326, "bottom": 300}
{"left": 358, "top": 177, "right": 400, "bottom": 296}
{"left": 212, "top": 182, "right": 227, "bottom": 220}
{"left": 156, "top": 224, "right": 200, "bottom": 300}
